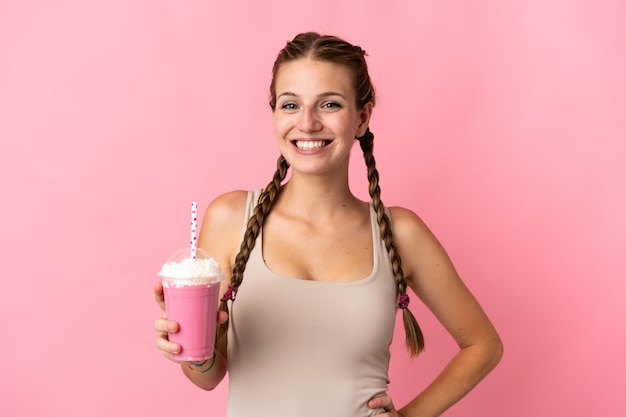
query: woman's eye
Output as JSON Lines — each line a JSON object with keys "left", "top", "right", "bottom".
{"left": 322, "top": 101, "right": 342, "bottom": 109}
{"left": 281, "top": 102, "right": 298, "bottom": 110}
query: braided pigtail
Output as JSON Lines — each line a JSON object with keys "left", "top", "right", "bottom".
{"left": 358, "top": 128, "right": 425, "bottom": 357}
{"left": 217, "top": 155, "right": 290, "bottom": 341}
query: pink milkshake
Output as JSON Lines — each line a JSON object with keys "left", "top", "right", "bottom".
{"left": 158, "top": 248, "right": 224, "bottom": 361}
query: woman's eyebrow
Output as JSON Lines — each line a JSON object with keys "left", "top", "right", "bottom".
{"left": 319, "top": 91, "right": 347, "bottom": 99}
{"left": 276, "top": 92, "right": 297, "bottom": 100}
{"left": 276, "top": 91, "right": 347, "bottom": 100}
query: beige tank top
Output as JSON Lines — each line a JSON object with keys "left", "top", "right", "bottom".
{"left": 226, "top": 190, "right": 398, "bottom": 417}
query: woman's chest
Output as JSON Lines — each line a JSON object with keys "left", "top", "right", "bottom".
{"left": 261, "top": 213, "right": 375, "bottom": 282}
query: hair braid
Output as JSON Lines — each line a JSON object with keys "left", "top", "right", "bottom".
{"left": 358, "top": 129, "right": 425, "bottom": 356}
{"left": 217, "top": 155, "right": 290, "bottom": 340}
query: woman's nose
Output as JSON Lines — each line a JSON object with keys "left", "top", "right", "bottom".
{"left": 298, "top": 107, "right": 323, "bottom": 132}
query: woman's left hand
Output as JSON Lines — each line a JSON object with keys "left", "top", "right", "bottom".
{"left": 368, "top": 394, "right": 404, "bottom": 416}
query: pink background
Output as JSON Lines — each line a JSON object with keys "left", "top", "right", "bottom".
{"left": 1, "top": 1, "right": 624, "bottom": 416}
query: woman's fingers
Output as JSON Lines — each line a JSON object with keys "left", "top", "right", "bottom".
{"left": 154, "top": 325, "right": 181, "bottom": 357}
{"left": 155, "top": 334, "right": 181, "bottom": 355}
{"left": 368, "top": 394, "right": 398, "bottom": 415}
{"left": 154, "top": 317, "right": 181, "bottom": 356}
{"left": 154, "top": 317, "right": 178, "bottom": 333}
{"left": 154, "top": 282, "right": 166, "bottom": 311}
{"left": 369, "top": 395, "right": 390, "bottom": 409}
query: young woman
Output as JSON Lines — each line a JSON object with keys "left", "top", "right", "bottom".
{"left": 154, "top": 32, "right": 503, "bottom": 417}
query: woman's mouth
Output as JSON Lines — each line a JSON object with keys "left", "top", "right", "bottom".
{"left": 293, "top": 140, "right": 331, "bottom": 151}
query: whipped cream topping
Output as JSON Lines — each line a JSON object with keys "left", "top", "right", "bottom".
{"left": 159, "top": 257, "right": 224, "bottom": 286}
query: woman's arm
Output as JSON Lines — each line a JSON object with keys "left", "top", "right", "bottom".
{"left": 390, "top": 207, "right": 503, "bottom": 417}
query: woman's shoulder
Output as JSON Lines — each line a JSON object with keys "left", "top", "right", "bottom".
{"left": 209, "top": 189, "right": 250, "bottom": 210}
{"left": 388, "top": 206, "right": 429, "bottom": 234}
{"left": 387, "top": 206, "right": 440, "bottom": 253}
{"left": 388, "top": 205, "right": 451, "bottom": 281}
{"left": 204, "top": 190, "right": 250, "bottom": 229}
{"left": 200, "top": 190, "right": 253, "bottom": 241}
{"left": 198, "top": 190, "right": 252, "bottom": 264}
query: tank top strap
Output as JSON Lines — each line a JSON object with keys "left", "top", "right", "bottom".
{"left": 238, "top": 189, "right": 262, "bottom": 242}
{"left": 369, "top": 203, "right": 393, "bottom": 275}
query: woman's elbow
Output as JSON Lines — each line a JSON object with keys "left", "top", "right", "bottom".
{"left": 488, "top": 332, "right": 504, "bottom": 370}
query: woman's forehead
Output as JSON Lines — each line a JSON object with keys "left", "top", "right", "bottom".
{"left": 274, "top": 59, "right": 354, "bottom": 96}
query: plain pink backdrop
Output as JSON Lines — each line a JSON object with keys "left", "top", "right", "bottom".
{"left": 1, "top": 1, "right": 624, "bottom": 416}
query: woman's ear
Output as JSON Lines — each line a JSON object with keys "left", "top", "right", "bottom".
{"left": 355, "top": 102, "right": 373, "bottom": 137}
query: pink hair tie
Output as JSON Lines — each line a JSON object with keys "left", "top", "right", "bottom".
{"left": 221, "top": 285, "right": 238, "bottom": 302}
{"left": 398, "top": 294, "right": 410, "bottom": 309}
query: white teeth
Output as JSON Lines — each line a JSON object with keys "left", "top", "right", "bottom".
{"left": 295, "top": 140, "right": 327, "bottom": 150}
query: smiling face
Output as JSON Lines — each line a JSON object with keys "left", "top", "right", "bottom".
{"left": 273, "top": 58, "right": 372, "bottom": 177}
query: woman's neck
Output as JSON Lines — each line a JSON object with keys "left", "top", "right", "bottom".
{"left": 274, "top": 175, "right": 364, "bottom": 222}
